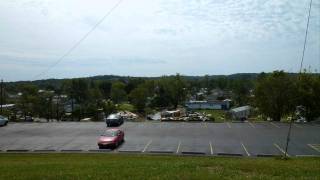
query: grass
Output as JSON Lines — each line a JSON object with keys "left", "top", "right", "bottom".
{"left": 196, "top": 109, "right": 227, "bottom": 122}
{"left": 0, "top": 154, "right": 319, "bottom": 180}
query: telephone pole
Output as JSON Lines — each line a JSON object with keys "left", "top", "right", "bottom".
{"left": 0, "top": 79, "right": 3, "bottom": 114}
{"left": 284, "top": 0, "right": 313, "bottom": 159}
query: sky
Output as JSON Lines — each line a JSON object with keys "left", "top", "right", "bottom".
{"left": 0, "top": 0, "right": 320, "bottom": 82}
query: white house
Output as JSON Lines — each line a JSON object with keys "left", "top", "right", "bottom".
{"left": 230, "top": 106, "right": 251, "bottom": 120}
{"left": 185, "top": 99, "right": 231, "bottom": 110}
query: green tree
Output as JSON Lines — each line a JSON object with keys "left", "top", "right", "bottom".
{"left": 295, "top": 72, "right": 320, "bottom": 121}
{"left": 111, "top": 81, "right": 127, "bottom": 104}
{"left": 103, "top": 99, "right": 115, "bottom": 115}
{"left": 169, "top": 74, "right": 187, "bottom": 108}
{"left": 231, "top": 79, "right": 251, "bottom": 106}
{"left": 129, "top": 85, "right": 148, "bottom": 112}
{"left": 254, "top": 71, "right": 295, "bottom": 121}
{"left": 17, "top": 84, "right": 39, "bottom": 120}
{"left": 98, "top": 81, "right": 112, "bottom": 99}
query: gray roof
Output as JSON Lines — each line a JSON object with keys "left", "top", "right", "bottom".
{"left": 230, "top": 106, "right": 250, "bottom": 113}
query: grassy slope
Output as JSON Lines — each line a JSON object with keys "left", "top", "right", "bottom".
{"left": 0, "top": 154, "right": 319, "bottom": 180}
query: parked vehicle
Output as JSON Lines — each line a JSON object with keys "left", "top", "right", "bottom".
{"left": 0, "top": 115, "right": 9, "bottom": 126}
{"left": 105, "top": 114, "right": 123, "bottom": 127}
{"left": 19, "top": 116, "right": 33, "bottom": 122}
{"left": 97, "top": 128, "right": 124, "bottom": 149}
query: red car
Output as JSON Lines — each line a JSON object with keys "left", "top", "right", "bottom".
{"left": 98, "top": 128, "right": 124, "bottom": 149}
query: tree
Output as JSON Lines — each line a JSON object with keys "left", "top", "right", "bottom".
{"left": 294, "top": 72, "right": 320, "bottom": 121}
{"left": 169, "top": 74, "right": 187, "bottom": 108}
{"left": 98, "top": 81, "right": 112, "bottom": 99}
{"left": 17, "top": 84, "right": 39, "bottom": 120}
{"left": 231, "top": 79, "right": 251, "bottom": 106}
{"left": 103, "top": 99, "right": 115, "bottom": 115}
{"left": 254, "top": 71, "right": 295, "bottom": 121}
{"left": 111, "top": 81, "right": 127, "bottom": 104}
{"left": 129, "top": 85, "right": 148, "bottom": 112}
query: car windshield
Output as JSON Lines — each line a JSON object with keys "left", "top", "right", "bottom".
{"left": 0, "top": 115, "right": 5, "bottom": 119}
{"left": 107, "top": 114, "right": 119, "bottom": 119}
{"left": 102, "top": 130, "right": 118, "bottom": 137}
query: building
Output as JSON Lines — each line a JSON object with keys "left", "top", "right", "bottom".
{"left": 206, "top": 89, "right": 232, "bottom": 101}
{"left": 230, "top": 106, "right": 251, "bottom": 120}
{"left": 185, "top": 99, "right": 231, "bottom": 110}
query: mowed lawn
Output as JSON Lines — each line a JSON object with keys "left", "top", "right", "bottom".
{"left": 0, "top": 154, "right": 319, "bottom": 180}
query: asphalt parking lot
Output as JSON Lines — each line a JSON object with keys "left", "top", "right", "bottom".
{"left": 0, "top": 122, "right": 319, "bottom": 157}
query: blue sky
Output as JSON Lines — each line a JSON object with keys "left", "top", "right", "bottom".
{"left": 0, "top": 0, "right": 319, "bottom": 81}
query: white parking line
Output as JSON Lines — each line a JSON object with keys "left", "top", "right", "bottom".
{"left": 226, "top": 123, "right": 231, "bottom": 128}
{"left": 209, "top": 141, "right": 213, "bottom": 155}
{"left": 274, "top": 143, "right": 290, "bottom": 157}
{"left": 249, "top": 122, "right": 255, "bottom": 128}
{"left": 270, "top": 122, "right": 280, "bottom": 128}
{"left": 142, "top": 140, "right": 152, "bottom": 153}
{"left": 241, "top": 142, "right": 250, "bottom": 156}
{"left": 308, "top": 144, "right": 320, "bottom": 153}
{"left": 176, "top": 141, "right": 181, "bottom": 154}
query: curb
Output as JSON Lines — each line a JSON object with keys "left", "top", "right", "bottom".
{"left": 217, "top": 153, "right": 243, "bottom": 157}
{"left": 6, "top": 149, "right": 29, "bottom": 152}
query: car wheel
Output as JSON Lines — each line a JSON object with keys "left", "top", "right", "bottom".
{"left": 5, "top": 122, "right": 8, "bottom": 126}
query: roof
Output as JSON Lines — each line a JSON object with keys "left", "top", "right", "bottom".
{"left": 0, "top": 104, "right": 15, "bottom": 108}
{"left": 230, "top": 106, "right": 251, "bottom": 113}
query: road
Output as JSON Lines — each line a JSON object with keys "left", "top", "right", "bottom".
{"left": 0, "top": 121, "right": 319, "bottom": 157}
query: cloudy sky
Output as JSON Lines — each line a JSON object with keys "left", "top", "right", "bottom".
{"left": 0, "top": 0, "right": 319, "bottom": 81}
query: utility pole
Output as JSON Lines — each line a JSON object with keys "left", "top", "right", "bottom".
{"left": 284, "top": 0, "right": 313, "bottom": 159}
{"left": 71, "top": 95, "right": 74, "bottom": 121}
{"left": 0, "top": 79, "right": 3, "bottom": 114}
{"left": 56, "top": 95, "right": 60, "bottom": 121}
{"left": 284, "top": 115, "right": 293, "bottom": 159}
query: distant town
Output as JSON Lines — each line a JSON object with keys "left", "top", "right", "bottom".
{"left": 1, "top": 71, "right": 319, "bottom": 123}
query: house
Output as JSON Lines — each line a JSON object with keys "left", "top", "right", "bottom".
{"left": 0, "top": 104, "right": 15, "bottom": 109}
{"left": 206, "top": 89, "right": 232, "bottom": 101}
{"left": 230, "top": 106, "right": 251, "bottom": 120}
{"left": 185, "top": 99, "right": 231, "bottom": 110}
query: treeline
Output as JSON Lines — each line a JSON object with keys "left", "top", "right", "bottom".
{"left": 254, "top": 71, "right": 320, "bottom": 121}
{"left": 2, "top": 72, "right": 319, "bottom": 121}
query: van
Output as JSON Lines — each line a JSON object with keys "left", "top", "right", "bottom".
{"left": 105, "top": 114, "right": 123, "bottom": 127}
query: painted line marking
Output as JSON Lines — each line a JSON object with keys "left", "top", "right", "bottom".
{"left": 249, "top": 122, "right": 255, "bottom": 128}
{"left": 270, "top": 122, "right": 280, "bottom": 128}
{"left": 274, "top": 143, "right": 290, "bottom": 157}
{"left": 176, "top": 141, "right": 181, "bottom": 154}
{"left": 293, "top": 124, "right": 302, "bottom": 128}
{"left": 142, "top": 140, "right": 152, "bottom": 153}
{"left": 241, "top": 142, "right": 250, "bottom": 156}
{"left": 226, "top": 123, "right": 231, "bottom": 128}
{"left": 308, "top": 144, "right": 320, "bottom": 153}
{"left": 209, "top": 141, "right": 213, "bottom": 155}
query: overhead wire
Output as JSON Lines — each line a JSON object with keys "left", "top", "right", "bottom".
{"left": 33, "top": 0, "right": 124, "bottom": 79}
{"left": 299, "top": 0, "right": 313, "bottom": 73}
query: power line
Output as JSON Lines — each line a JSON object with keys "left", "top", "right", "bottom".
{"left": 299, "top": 0, "right": 313, "bottom": 73}
{"left": 284, "top": 0, "right": 313, "bottom": 159}
{"left": 33, "top": 0, "right": 124, "bottom": 79}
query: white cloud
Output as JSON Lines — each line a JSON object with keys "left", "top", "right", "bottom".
{"left": 0, "top": 0, "right": 319, "bottom": 81}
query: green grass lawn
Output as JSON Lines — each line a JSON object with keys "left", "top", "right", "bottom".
{"left": 0, "top": 154, "right": 319, "bottom": 180}
{"left": 196, "top": 109, "right": 227, "bottom": 122}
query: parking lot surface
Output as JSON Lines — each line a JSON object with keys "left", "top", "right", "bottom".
{"left": 0, "top": 122, "right": 319, "bottom": 157}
